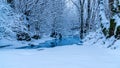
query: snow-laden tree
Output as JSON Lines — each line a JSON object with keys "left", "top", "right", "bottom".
{"left": 9, "top": 0, "right": 49, "bottom": 39}
{"left": 70, "top": 0, "right": 101, "bottom": 39}
{"left": 50, "top": 0, "right": 65, "bottom": 38}
{"left": 0, "top": 2, "right": 27, "bottom": 40}
{"left": 9, "top": 0, "right": 66, "bottom": 39}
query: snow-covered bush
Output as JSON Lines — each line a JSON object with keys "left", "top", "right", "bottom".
{"left": 0, "top": 2, "right": 27, "bottom": 40}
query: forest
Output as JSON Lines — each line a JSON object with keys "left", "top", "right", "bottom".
{"left": 0, "top": 0, "right": 120, "bottom": 47}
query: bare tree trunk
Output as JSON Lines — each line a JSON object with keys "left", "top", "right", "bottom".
{"left": 86, "top": 0, "right": 90, "bottom": 33}
{"left": 79, "top": 0, "right": 85, "bottom": 39}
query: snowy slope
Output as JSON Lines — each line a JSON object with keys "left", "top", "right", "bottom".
{"left": 0, "top": 45, "right": 120, "bottom": 68}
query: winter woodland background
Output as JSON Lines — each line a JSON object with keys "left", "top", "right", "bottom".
{"left": 0, "top": 0, "right": 120, "bottom": 48}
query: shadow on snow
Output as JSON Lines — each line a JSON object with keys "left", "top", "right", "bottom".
{"left": 0, "top": 45, "right": 12, "bottom": 48}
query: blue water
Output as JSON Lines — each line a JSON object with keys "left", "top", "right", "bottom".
{"left": 16, "top": 36, "right": 83, "bottom": 49}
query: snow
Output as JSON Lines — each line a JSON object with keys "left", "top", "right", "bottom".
{"left": 0, "top": 2, "right": 27, "bottom": 41}
{"left": 83, "top": 29, "right": 105, "bottom": 47}
{"left": 0, "top": 45, "right": 120, "bottom": 68}
{"left": 0, "top": 37, "right": 53, "bottom": 49}
{"left": 113, "top": 40, "right": 120, "bottom": 48}
{"left": 113, "top": 15, "right": 120, "bottom": 27}
{"left": 0, "top": 36, "right": 82, "bottom": 49}
{"left": 99, "top": 0, "right": 109, "bottom": 29}
{"left": 83, "top": 30, "right": 120, "bottom": 49}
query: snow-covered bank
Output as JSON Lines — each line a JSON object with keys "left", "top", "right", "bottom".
{"left": 0, "top": 37, "right": 53, "bottom": 49}
{"left": 83, "top": 29, "right": 120, "bottom": 49}
{"left": 0, "top": 45, "right": 120, "bottom": 68}
{"left": 0, "top": 36, "right": 82, "bottom": 49}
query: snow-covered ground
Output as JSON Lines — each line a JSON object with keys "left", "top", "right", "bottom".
{"left": 0, "top": 45, "right": 120, "bottom": 68}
